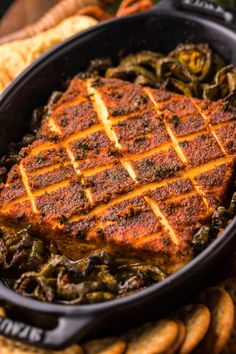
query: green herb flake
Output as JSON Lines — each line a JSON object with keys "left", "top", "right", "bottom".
{"left": 60, "top": 215, "right": 68, "bottom": 225}
{"left": 155, "top": 165, "right": 180, "bottom": 179}
{"left": 222, "top": 101, "right": 230, "bottom": 112}
{"left": 179, "top": 140, "right": 189, "bottom": 148}
{"left": 85, "top": 93, "right": 94, "bottom": 99}
{"left": 111, "top": 107, "right": 125, "bottom": 117}
{"left": 35, "top": 154, "right": 47, "bottom": 164}
{"left": 80, "top": 191, "right": 86, "bottom": 200}
{"left": 91, "top": 78, "right": 103, "bottom": 88}
{"left": 142, "top": 120, "right": 149, "bottom": 128}
{"left": 84, "top": 103, "right": 91, "bottom": 110}
{"left": 145, "top": 159, "right": 154, "bottom": 168}
{"left": 163, "top": 236, "right": 170, "bottom": 246}
{"left": 170, "top": 115, "right": 180, "bottom": 128}
{"left": 60, "top": 118, "right": 68, "bottom": 127}
{"left": 200, "top": 134, "right": 207, "bottom": 141}
{"left": 79, "top": 141, "right": 89, "bottom": 151}
{"left": 133, "top": 95, "right": 148, "bottom": 106}
{"left": 117, "top": 122, "right": 127, "bottom": 127}
{"left": 96, "top": 227, "right": 104, "bottom": 235}
{"left": 113, "top": 93, "right": 123, "bottom": 99}
{"left": 76, "top": 230, "right": 86, "bottom": 241}
{"left": 134, "top": 137, "right": 146, "bottom": 145}
{"left": 12, "top": 183, "right": 22, "bottom": 190}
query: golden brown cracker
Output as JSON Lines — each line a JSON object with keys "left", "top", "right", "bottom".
{"left": 125, "top": 319, "right": 179, "bottom": 354}
{"left": 173, "top": 304, "right": 210, "bottom": 354}
{"left": 193, "top": 287, "right": 234, "bottom": 354}
{"left": 83, "top": 337, "right": 126, "bottom": 353}
{"left": 220, "top": 277, "right": 236, "bottom": 353}
{"left": 168, "top": 319, "right": 186, "bottom": 354}
{"left": 0, "top": 339, "right": 83, "bottom": 354}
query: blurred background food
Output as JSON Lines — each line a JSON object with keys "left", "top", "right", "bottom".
{"left": 0, "top": 15, "right": 98, "bottom": 92}
{"left": 0, "top": 0, "right": 152, "bottom": 93}
{"left": 0, "top": 0, "right": 235, "bottom": 93}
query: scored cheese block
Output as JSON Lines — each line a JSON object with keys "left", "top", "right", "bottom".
{"left": 0, "top": 77, "right": 235, "bottom": 272}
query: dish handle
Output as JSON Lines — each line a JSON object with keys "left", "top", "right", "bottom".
{"left": 0, "top": 311, "right": 97, "bottom": 350}
{"left": 153, "top": 0, "right": 236, "bottom": 27}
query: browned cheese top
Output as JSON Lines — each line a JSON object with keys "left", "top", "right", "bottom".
{"left": 1, "top": 77, "right": 236, "bottom": 272}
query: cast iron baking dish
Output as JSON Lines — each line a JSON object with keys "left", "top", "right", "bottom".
{"left": 0, "top": 0, "right": 236, "bottom": 349}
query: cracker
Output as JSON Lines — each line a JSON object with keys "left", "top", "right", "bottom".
{"left": 0, "top": 339, "right": 83, "bottom": 354}
{"left": 125, "top": 319, "right": 179, "bottom": 354}
{"left": 168, "top": 319, "right": 186, "bottom": 354}
{"left": 220, "top": 277, "right": 236, "bottom": 353}
{"left": 173, "top": 304, "right": 210, "bottom": 354}
{"left": 83, "top": 337, "right": 126, "bottom": 353}
{"left": 193, "top": 287, "right": 234, "bottom": 354}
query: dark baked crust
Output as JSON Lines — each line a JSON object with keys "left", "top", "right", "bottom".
{"left": 0, "top": 77, "right": 235, "bottom": 272}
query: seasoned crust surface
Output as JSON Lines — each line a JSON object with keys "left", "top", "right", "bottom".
{"left": 0, "top": 77, "right": 236, "bottom": 272}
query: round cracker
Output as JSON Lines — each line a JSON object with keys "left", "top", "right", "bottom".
{"left": 83, "top": 337, "right": 126, "bottom": 353}
{"left": 220, "top": 277, "right": 236, "bottom": 353}
{"left": 193, "top": 287, "right": 234, "bottom": 354}
{"left": 168, "top": 319, "right": 186, "bottom": 354}
{"left": 0, "top": 339, "right": 83, "bottom": 354}
{"left": 125, "top": 319, "right": 179, "bottom": 354}
{"left": 174, "top": 304, "right": 210, "bottom": 354}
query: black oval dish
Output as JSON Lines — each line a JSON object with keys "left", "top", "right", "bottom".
{"left": 0, "top": 0, "right": 236, "bottom": 349}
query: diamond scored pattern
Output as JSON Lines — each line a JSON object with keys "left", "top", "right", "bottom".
{"left": 1, "top": 77, "right": 235, "bottom": 268}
